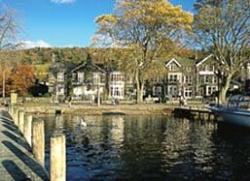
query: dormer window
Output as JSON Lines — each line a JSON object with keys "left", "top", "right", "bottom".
{"left": 169, "top": 63, "right": 177, "bottom": 71}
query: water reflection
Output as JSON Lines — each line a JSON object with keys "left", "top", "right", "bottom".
{"left": 42, "top": 115, "right": 250, "bottom": 180}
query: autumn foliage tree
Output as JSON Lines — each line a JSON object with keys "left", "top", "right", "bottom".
{"left": 0, "top": 64, "right": 35, "bottom": 96}
{"left": 95, "top": 0, "right": 193, "bottom": 103}
{"left": 10, "top": 64, "right": 36, "bottom": 96}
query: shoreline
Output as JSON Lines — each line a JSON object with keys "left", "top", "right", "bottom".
{"left": 19, "top": 104, "right": 177, "bottom": 116}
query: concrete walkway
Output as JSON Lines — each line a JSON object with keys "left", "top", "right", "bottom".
{"left": 0, "top": 108, "right": 48, "bottom": 181}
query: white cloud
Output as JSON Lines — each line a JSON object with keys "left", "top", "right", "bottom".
{"left": 50, "top": 0, "right": 76, "bottom": 4}
{"left": 19, "top": 40, "right": 52, "bottom": 49}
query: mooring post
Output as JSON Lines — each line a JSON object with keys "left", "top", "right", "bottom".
{"left": 24, "top": 113, "right": 33, "bottom": 147}
{"left": 32, "top": 118, "right": 45, "bottom": 167}
{"left": 18, "top": 110, "right": 25, "bottom": 133}
{"left": 55, "top": 111, "right": 64, "bottom": 130}
{"left": 13, "top": 108, "right": 18, "bottom": 125}
{"left": 11, "top": 106, "right": 15, "bottom": 118}
{"left": 8, "top": 105, "right": 12, "bottom": 116}
{"left": 50, "top": 132, "right": 66, "bottom": 181}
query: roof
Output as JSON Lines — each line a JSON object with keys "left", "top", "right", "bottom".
{"left": 71, "top": 60, "right": 105, "bottom": 73}
{"left": 165, "top": 58, "right": 182, "bottom": 68}
{"left": 165, "top": 57, "right": 196, "bottom": 67}
{"left": 196, "top": 54, "right": 214, "bottom": 67}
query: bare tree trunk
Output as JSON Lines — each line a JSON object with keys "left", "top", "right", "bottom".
{"left": 135, "top": 70, "right": 144, "bottom": 104}
{"left": 136, "top": 84, "right": 144, "bottom": 104}
{"left": 136, "top": 81, "right": 141, "bottom": 104}
{"left": 218, "top": 74, "right": 233, "bottom": 104}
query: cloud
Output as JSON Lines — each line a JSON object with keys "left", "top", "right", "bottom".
{"left": 19, "top": 40, "right": 52, "bottom": 49}
{"left": 50, "top": 0, "right": 76, "bottom": 4}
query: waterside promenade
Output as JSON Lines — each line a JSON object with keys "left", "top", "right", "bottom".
{"left": 0, "top": 107, "right": 48, "bottom": 181}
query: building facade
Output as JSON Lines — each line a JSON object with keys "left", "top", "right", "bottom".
{"left": 150, "top": 55, "right": 219, "bottom": 100}
{"left": 49, "top": 54, "right": 250, "bottom": 102}
{"left": 70, "top": 59, "right": 106, "bottom": 101}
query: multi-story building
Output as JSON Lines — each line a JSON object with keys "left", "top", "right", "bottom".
{"left": 48, "top": 59, "right": 75, "bottom": 102}
{"left": 48, "top": 55, "right": 135, "bottom": 102}
{"left": 49, "top": 54, "right": 250, "bottom": 102}
{"left": 109, "top": 71, "right": 125, "bottom": 100}
{"left": 195, "top": 54, "right": 218, "bottom": 97}
{"left": 70, "top": 58, "right": 106, "bottom": 101}
{"left": 151, "top": 55, "right": 218, "bottom": 100}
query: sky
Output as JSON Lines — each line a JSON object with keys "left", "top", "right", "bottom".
{"left": 2, "top": 0, "right": 195, "bottom": 48}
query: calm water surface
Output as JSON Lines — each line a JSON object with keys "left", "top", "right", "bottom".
{"left": 42, "top": 115, "right": 250, "bottom": 180}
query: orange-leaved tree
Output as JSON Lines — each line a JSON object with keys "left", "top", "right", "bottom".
{"left": 10, "top": 64, "right": 36, "bottom": 96}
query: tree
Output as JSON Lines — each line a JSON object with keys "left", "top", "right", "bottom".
{"left": 95, "top": 0, "right": 193, "bottom": 103}
{"left": 193, "top": 0, "right": 250, "bottom": 104}
{"left": 10, "top": 64, "right": 36, "bottom": 96}
{"left": 34, "top": 64, "right": 50, "bottom": 82}
{"left": 0, "top": 5, "right": 19, "bottom": 100}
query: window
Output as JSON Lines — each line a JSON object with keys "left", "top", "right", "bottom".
{"left": 184, "top": 87, "right": 192, "bottom": 98}
{"left": 78, "top": 72, "right": 84, "bottom": 83}
{"left": 115, "top": 87, "right": 120, "bottom": 96}
{"left": 153, "top": 86, "right": 162, "bottom": 96}
{"left": 93, "top": 73, "right": 100, "bottom": 84}
{"left": 57, "top": 72, "right": 64, "bottom": 82}
{"left": 110, "top": 72, "right": 124, "bottom": 82}
{"left": 212, "top": 76, "right": 217, "bottom": 84}
{"left": 110, "top": 85, "right": 124, "bottom": 98}
{"left": 169, "top": 74, "right": 179, "bottom": 83}
{"left": 205, "top": 76, "right": 210, "bottom": 84}
{"left": 169, "top": 63, "right": 177, "bottom": 71}
{"left": 185, "top": 76, "right": 192, "bottom": 84}
{"left": 208, "top": 87, "right": 212, "bottom": 95}
{"left": 174, "top": 75, "right": 177, "bottom": 81}
{"left": 170, "top": 75, "right": 173, "bottom": 81}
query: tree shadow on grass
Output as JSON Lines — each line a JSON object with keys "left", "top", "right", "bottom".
{"left": 2, "top": 141, "right": 49, "bottom": 181}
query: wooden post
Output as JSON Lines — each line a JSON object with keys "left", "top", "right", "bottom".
{"left": 10, "top": 92, "right": 18, "bottom": 105}
{"left": 55, "top": 112, "right": 64, "bottom": 130}
{"left": 50, "top": 133, "right": 66, "bottom": 181}
{"left": 8, "top": 105, "right": 11, "bottom": 115}
{"left": 8, "top": 105, "right": 13, "bottom": 117}
{"left": 11, "top": 106, "right": 15, "bottom": 117}
{"left": 32, "top": 118, "right": 45, "bottom": 167}
{"left": 18, "top": 110, "right": 25, "bottom": 133}
{"left": 13, "top": 108, "right": 19, "bottom": 125}
{"left": 24, "top": 114, "right": 33, "bottom": 147}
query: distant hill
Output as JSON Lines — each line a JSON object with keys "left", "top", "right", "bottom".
{"left": 3, "top": 47, "right": 90, "bottom": 64}
{"left": 0, "top": 47, "right": 204, "bottom": 66}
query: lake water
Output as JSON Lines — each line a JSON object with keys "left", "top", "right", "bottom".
{"left": 42, "top": 114, "right": 250, "bottom": 180}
